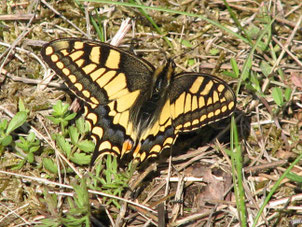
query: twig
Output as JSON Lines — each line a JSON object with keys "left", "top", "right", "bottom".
{"left": 40, "top": 0, "right": 89, "bottom": 38}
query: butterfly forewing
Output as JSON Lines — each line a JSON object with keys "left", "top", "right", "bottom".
{"left": 41, "top": 38, "right": 155, "bottom": 161}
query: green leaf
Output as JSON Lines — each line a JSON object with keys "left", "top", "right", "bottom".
{"left": 273, "top": 44, "right": 281, "bottom": 52}
{"left": 46, "top": 116, "right": 61, "bottom": 125}
{"left": 75, "top": 118, "right": 86, "bottom": 133}
{"left": 49, "top": 100, "right": 76, "bottom": 133}
{"left": 65, "top": 112, "right": 77, "bottom": 121}
{"left": 286, "top": 172, "right": 302, "bottom": 183}
{"left": 272, "top": 87, "right": 283, "bottom": 107}
{"left": 187, "top": 58, "right": 195, "bottom": 66}
{"left": 180, "top": 39, "right": 193, "bottom": 48}
{"left": 27, "top": 152, "right": 34, "bottom": 163}
{"left": 242, "top": 57, "right": 252, "bottom": 80}
{"left": 1, "top": 135, "right": 12, "bottom": 146}
{"left": 250, "top": 72, "right": 261, "bottom": 92}
{"left": 16, "top": 132, "right": 40, "bottom": 154}
{"left": 257, "top": 40, "right": 270, "bottom": 52}
{"left": 27, "top": 131, "right": 36, "bottom": 142}
{"left": 222, "top": 71, "right": 237, "bottom": 78}
{"left": 260, "top": 61, "right": 271, "bottom": 77}
{"left": 72, "top": 179, "right": 89, "bottom": 208}
{"left": 56, "top": 134, "right": 71, "bottom": 157}
{"left": 18, "top": 98, "right": 27, "bottom": 112}
{"left": 40, "top": 218, "right": 60, "bottom": 227}
{"left": 52, "top": 100, "right": 68, "bottom": 116}
{"left": 16, "top": 138, "right": 28, "bottom": 151}
{"left": 230, "top": 58, "right": 239, "bottom": 77}
{"left": 112, "top": 199, "right": 121, "bottom": 208}
{"left": 247, "top": 24, "right": 260, "bottom": 39}
{"left": 209, "top": 48, "right": 220, "bottom": 56}
{"left": 29, "top": 145, "right": 40, "bottom": 153}
{"left": 77, "top": 140, "right": 95, "bottom": 153}
{"left": 43, "top": 158, "right": 58, "bottom": 174}
{"left": 70, "top": 153, "right": 91, "bottom": 165}
{"left": 6, "top": 111, "right": 27, "bottom": 135}
{"left": 0, "top": 119, "right": 8, "bottom": 132}
{"left": 69, "top": 126, "right": 79, "bottom": 145}
{"left": 284, "top": 87, "right": 292, "bottom": 102}
{"left": 11, "top": 159, "right": 26, "bottom": 170}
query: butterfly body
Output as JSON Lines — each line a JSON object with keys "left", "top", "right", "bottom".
{"left": 41, "top": 38, "right": 236, "bottom": 164}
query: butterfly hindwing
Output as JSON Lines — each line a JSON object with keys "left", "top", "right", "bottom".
{"left": 133, "top": 73, "right": 236, "bottom": 162}
{"left": 169, "top": 73, "right": 236, "bottom": 134}
{"left": 134, "top": 98, "right": 176, "bottom": 161}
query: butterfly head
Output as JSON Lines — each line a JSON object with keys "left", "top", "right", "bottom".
{"left": 152, "top": 59, "right": 175, "bottom": 95}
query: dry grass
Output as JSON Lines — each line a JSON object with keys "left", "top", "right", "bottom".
{"left": 0, "top": 0, "right": 302, "bottom": 226}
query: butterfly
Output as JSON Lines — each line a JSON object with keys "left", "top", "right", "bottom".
{"left": 41, "top": 38, "right": 236, "bottom": 164}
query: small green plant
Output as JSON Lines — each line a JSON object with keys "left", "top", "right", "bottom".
{"left": 89, "top": 155, "right": 133, "bottom": 208}
{"left": 271, "top": 86, "right": 292, "bottom": 108}
{"left": 43, "top": 157, "right": 59, "bottom": 175}
{"left": 223, "top": 58, "right": 240, "bottom": 79}
{"left": 43, "top": 101, "right": 94, "bottom": 174}
{"left": 54, "top": 118, "right": 94, "bottom": 166}
{"left": 0, "top": 111, "right": 27, "bottom": 154}
{"left": 13, "top": 132, "right": 40, "bottom": 169}
{"left": 62, "top": 179, "right": 91, "bottom": 226}
{"left": 229, "top": 116, "right": 247, "bottom": 226}
{"left": 47, "top": 100, "right": 77, "bottom": 134}
{"left": 38, "top": 179, "right": 91, "bottom": 227}
{"left": 0, "top": 99, "right": 42, "bottom": 168}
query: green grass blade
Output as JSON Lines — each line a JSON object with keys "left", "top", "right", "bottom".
{"left": 129, "top": 0, "right": 172, "bottom": 48}
{"left": 252, "top": 152, "right": 302, "bottom": 227}
{"left": 230, "top": 116, "right": 247, "bottom": 226}
{"left": 81, "top": 0, "right": 251, "bottom": 45}
{"left": 236, "top": 17, "right": 275, "bottom": 95}
{"left": 222, "top": 0, "right": 253, "bottom": 45}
